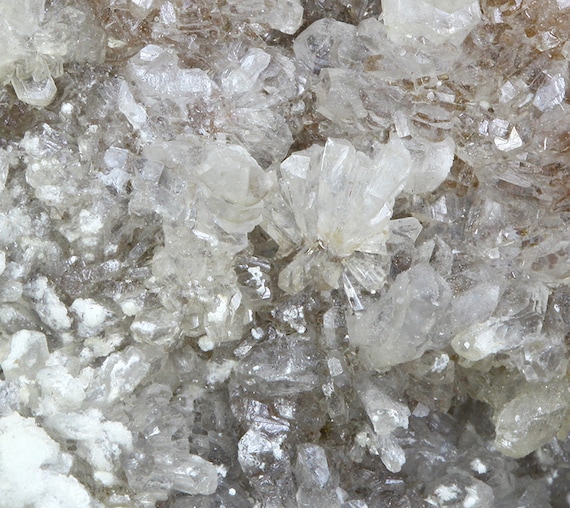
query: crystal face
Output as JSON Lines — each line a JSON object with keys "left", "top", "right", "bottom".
{"left": 1, "top": 0, "right": 570, "bottom": 506}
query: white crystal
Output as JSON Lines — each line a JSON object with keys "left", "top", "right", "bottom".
{"left": 0, "top": 412, "right": 92, "bottom": 508}
{"left": 268, "top": 137, "right": 411, "bottom": 293}
{"left": 404, "top": 136, "right": 455, "bottom": 194}
{"left": 11, "top": 71, "right": 57, "bottom": 108}
{"left": 494, "top": 127, "right": 523, "bottom": 151}
{"left": 46, "top": 408, "right": 133, "bottom": 486}
{"left": 358, "top": 380, "right": 411, "bottom": 436}
{"left": 382, "top": 0, "right": 482, "bottom": 46}
{"left": 1, "top": 330, "right": 49, "bottom": 381}
{"left": 376, "top": 434, "right": 407, "bottom": 473}
{"left": 87, "top": 346, "right": 150, "bottom": 405}
{"left": 226, "top": 0, "right": 303, "bottom": 34}
{"left": 35, "top": 365, "right": 86, "bottom": 416}
{"left": 494, "top": 383, "right": 570, "bottom": 458}
{"left": 532, "top": 73, "right": 566, "bottom": 112}
{"left": 168, "top": 454, "right": 219, "bottom": 496}
{"left": 26, "top": 277, "right": 72, "bottom": 332}
{"left": 118, "top": 80, "right": 148, "bottom": 129}
{"left": 452, "top": 318, "right": 522, "bottom": 362}
{"left": 196, "top": 142, "right": 272, "bottom": 234}
{"left": 129, "top": 45, "right": 215, "bottom": 99}
{"left": 222, "top": 48, "right": 272, "bottom": 95}
{"left": 348, "top": 264, "right": 452, "bottom": 369}
{"left": 71, "top": 298, "right": 110, "bottom": 336}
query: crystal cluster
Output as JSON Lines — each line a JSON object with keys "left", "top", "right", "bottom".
{"left": 0, "top": 0, "right": 570, "bottom": 506}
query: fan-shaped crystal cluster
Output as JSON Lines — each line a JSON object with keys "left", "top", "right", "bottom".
{"left": 1, "top": 0, "right": 570, "bottom": 506}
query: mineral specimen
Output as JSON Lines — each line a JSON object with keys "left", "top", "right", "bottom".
{"left": 0, "top": 0, "right": 570, "bottom": 506}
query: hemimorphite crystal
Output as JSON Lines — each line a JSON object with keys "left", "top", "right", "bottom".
{"left": 0, "top": 0, "right": 569, "bottom": 505}
{"left": 266, "top": 137, "right": 411, "bottom": 293}
{"left": 382, "top": 0, "right": 482, "bottom": 46}
{"left": 0, "top": 0, "right": 105, "bottom": 106}
{"left": 494, "top": 382, "right": 570, "bottom": 458}
{"left": 347, "top": 264, "right": 452, "bottom": 369}
{"left": 225, "top": 0, "right": 303, "bottom": 35}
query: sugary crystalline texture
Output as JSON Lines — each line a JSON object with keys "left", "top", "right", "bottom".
{"left": 265, "top": 137, "right": 412, "bottom": 293}
{"left": 382, "top": 0, "right": 482, "bottom": 47}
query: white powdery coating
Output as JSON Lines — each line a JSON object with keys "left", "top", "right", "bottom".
{"left": 1, "top": 329, "right": 49, "bottom": 381}
{"left": 46, "top": 408, "right": 133, "bottom": 487}
{"left": 71, "top": 298, "right": 110, "bottom": 334}
{"left": 27, "top": 277, "right": 72, "bottom": 332}
{"left": 0, "top": 412, "right": 92, "bottom": 507}
{"left": 36, "top": 366, "right": 86, "bottom": 416}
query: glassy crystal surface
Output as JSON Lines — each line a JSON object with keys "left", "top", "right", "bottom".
{"left": 1, "top": 0, "right": 570, "bottom": 505}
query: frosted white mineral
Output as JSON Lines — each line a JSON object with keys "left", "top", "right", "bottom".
{"left": 46, "top": 408, "right": 133, "bottom": 487}
{"left": 1, "top": 330, "right": 49, "bottom": 381}
{"left": 265, "top": 137, "right": 412, "bottom": 294}
{"left": 0, "top": 413, "right": 92, "bottom": 507}
{"left": 382, "top": 0, "right": 482, "bottom": 46}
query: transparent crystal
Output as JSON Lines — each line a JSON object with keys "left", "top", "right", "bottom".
{"left": 358, "top": 379, "right": 411, "bottom": 436}
{"left": 226, "top": 0, "right": 303, "bottom": 35}
{"left": 348, "top": 264, "right": 452, "bottom": 369}
{"left": 382, "top": 0, "right": 482, "bottom": 47}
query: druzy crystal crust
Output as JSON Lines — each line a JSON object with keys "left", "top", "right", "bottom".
{"left": 0, "top": 0, "right": 570, "bottom": 507}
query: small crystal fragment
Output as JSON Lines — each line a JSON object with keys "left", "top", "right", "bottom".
{"left": 348, "top": 264, "right": 452, "bottom": 369}
{"left": 494, "top": 382, "right": 570, "bottom": 458}
{"left": 532, "top": 73, "right": 566, "bottom": 112}
{"left": 358, "top": 380, "right": 411, "bottom": 436}
{"left": 382, "top": 0, "right": 482, "bottom": 46}
{"left": 494, "top": 127, "right": 523, "bottom": 152}
{"left": 1, "top": 330, "right": 49, "bottom": 381}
